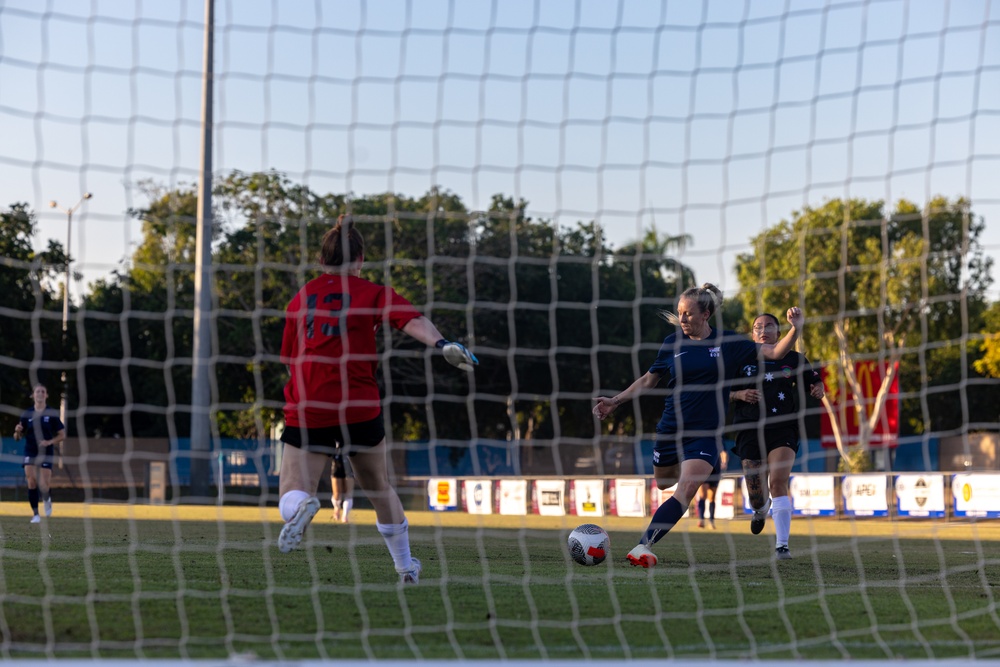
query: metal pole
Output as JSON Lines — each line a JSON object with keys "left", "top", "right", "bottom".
{"left": 189, "top": 0, "right": 215, "bottom": 500}
{"left": 49, "top": 193, "right": 91, "bottom": 467}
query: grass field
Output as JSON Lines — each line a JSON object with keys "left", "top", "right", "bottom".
{"left": 1, "top": 503, "right": 998, "bottom": 660}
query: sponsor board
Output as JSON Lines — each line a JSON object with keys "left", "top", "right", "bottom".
{"left": 570, "top": 479, "right": 605, "bottom": 516}
{"left": 842, "top": 474, "right": 889, "bottom": 517}
{"left": 952, "top": 473, "right": 1000, "bottom": 519}
{"left": 714, "top": 477, "right": 736, "bottom": 520}
{"left": 533, "top": 479, "right": 567, "bottom": 516}
{"left": 497, "top": 479, "right": 528, "bottom": 515}
{"left": 463, "top": 479, "right": 494, "bottom": 515}
{"left": 788, "top": 474, "right": 836, "bottom": 516}
{"left": 894, "top": 474, "right": 945, "bottom": 518}
{"left": 427, "top": 478, "right": 458, "bottom": 511}
{"left": 610, "top": 478, "right": 647, "bottom": 517}
{"left": 649, "top": 480, "right": 691, "bottom": 517}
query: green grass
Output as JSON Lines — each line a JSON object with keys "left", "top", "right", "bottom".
{"left": 1, "top": 506, "right": 998, "bottom": 660}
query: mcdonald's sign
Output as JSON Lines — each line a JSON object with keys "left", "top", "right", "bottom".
{"left": 820, "top": 361, "right": 899, "bottom": 448}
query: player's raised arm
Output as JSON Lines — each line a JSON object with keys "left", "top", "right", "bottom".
{"left": 760, "top": 307, "right": 803, "bottom": 360}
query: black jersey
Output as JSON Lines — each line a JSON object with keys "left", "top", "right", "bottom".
{"left": 731, "top": 351, "right": 820, "bottom": 429}
{"left": 18, "top": 407, "right": 64, "bottom": 458}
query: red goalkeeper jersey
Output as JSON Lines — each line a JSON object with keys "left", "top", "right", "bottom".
{"left": 281, "top": 273, "right": 422, "bottom": 428}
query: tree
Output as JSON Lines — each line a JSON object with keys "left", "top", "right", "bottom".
{"left": 735, "top": 196, "right": 994, "bottom": 452}
{"left": 974, "top": 301, "right": 1000, "bottom": 379}
{"left": 0, "top": 203, "right": 66, "bottom": 432}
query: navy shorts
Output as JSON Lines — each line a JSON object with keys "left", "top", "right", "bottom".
{"left": 281, "top": 414, "right": 385, "bottom": 456}
{"left": 653, "top": 435, "right": 722, "bottom": 473}
{"left": 23, "top": 454, "right": 54, "bottom": 470}
{"left": 330, "top": 452, "right": 350, "bottom": 479}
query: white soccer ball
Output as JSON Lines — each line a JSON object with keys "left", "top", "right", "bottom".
{"left": 567, "top": 523, "right": 610, "bottom": 566}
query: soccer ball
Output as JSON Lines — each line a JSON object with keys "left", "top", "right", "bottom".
{"left": 567, "top": 524, "right": 610, "bottom": 566}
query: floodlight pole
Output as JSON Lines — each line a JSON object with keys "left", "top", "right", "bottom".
{"left": 189, "top": 0, "right": 215, "bottom": 500}
{"left": 48, "top": 192, "right": 93, "bottom": 459}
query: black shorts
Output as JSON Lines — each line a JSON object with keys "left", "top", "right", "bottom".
{"left": 280, "top": 414, "right": 385, "bottom": 456}
{"left": 731, "top": 425, "right": 799, "bottom": 461}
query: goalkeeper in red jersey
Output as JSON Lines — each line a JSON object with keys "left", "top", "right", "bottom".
{"left": 277, "top": 214, "right": 478, "bottom": 584}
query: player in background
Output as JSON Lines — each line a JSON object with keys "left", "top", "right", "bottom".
{"left": 278, "top": 214, "right": 478, "bottom": 584}
{"left": 330, "top": 449, "right": 354, "bottom": 523}
{"left": 593, "top": 284, "right": 805, "bottom": 568}
{"left": 13, "top": 383, "right": 65, "bottom": 523}
{"left": 695, "top": 450, "right": 726, "bottom": 529}
{"left": 730, "top": 312, "right": 824, "bottom": 560}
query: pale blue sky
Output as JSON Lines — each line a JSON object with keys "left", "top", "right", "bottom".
{"left": 1, "top": 0, "right": 998, "bottom": 300}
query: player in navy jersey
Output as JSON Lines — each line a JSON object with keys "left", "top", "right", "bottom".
{"left": 13, "top": 383, "right": 65, "bottom": 523}
{"left": 593, "top": 284, "right": 806, "bottom": 568}
{"left": 277, "top": 214, "right": 478, "bottom": 584}
{"left": 730, "top": 312, "right": 824, "bottom": 560}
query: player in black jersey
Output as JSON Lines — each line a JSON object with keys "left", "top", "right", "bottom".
{"left": 13, "top": 384, "right": 65, "bottom": 524}
{"left": 730, "top": 313, "right": 824, "bottom": 559}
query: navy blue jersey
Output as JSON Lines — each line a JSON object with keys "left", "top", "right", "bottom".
{"left": 18, "top": 408, "right": 64, "bottom": 458}
{"left": 648, "top": 328, "right": 759, "bottom": 436}
{"left": 731, "top": 351, "right": 820, "bottom": 428}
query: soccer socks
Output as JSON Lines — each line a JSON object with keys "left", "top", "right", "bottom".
{"left": 641, "top": 497, "right": 686, "bottom": 546}
{"left": 697, "top": 498, "right": 706, "bottom": 520}
{"left": 28, "top": 487, "right": 39, "bottom": 515}
{"left": 772, "top": 495, "right": 793, "bottom": 547}
{"left": 340, "top": 498, "right": 353, "bottom": 522}
{"left": 376, "top": 519, "right": 413, "bottom": 572}
{"left": 708, "top": 501, "right": 716, "bottom": 522}
{"left": 279, "top": 489, "right": 312, "bottom": 523}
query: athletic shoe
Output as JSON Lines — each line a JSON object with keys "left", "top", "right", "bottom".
{"left": 775, "top": 545, "right": 792, "bottom": 560}
{"left": 709, "top": 521, "right": 717, "bottom": 530}
{"left": 626, "top": 544, "right": 657, "bottom": 568}
{"left": 399, "top": 558, "right": 422, "bottom": 585}
{"left": 44, "top": 498, "right": 52, "bottom": 517}
{"left": 331, "top": 507, "right": 340, "bottom": 522}
{"left": 750, "top": 497, "right": 772, "bottom": 535}
{"left": 278, "top": 497, "right": 320, "bottom": 553}
{"left": 30, "top": 515, "right": 41, "bottom": 524}
{"left": 697, "top": 519, "right": 705, "bottom": 529}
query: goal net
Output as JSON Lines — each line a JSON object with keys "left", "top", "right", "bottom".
{"left": 1, "top": 0, "right": 999, "bottom": 662}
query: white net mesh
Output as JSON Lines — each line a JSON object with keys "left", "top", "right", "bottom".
{"left": 1, "top": 0, "right": 999, "bottom": 661}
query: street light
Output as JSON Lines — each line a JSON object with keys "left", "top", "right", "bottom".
{"left": 48, "top": 192, "right": 93, "bottom": 446}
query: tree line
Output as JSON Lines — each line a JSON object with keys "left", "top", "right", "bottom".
{"left": 2, "top": 171, "right": 997, "bottom": 450}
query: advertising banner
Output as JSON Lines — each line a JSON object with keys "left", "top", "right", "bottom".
{"left": 463, "top": 479, "right": 494, "bottom": 515}
{"left": 497, "top": 479, "right": 528, "bottom": 515}
{"left": 610, "top": 478, "right": 647, "bottom": 517}
{"left": 842, "top": 474, "right": 889, "bottom": 517}
{"left": 894, "top": 474, "right": 945, "bottom": 518}
{"left": 427, "top": 478, "right": 458, "bottom": 511}
{"left": 715, "top": 477, "right": 737, "bottom": 520}
{"left": 788, "top": 474, "right": 837, "bottom": 516}
{"left": 570, "top": 479, "right": 605, "bottom": 516}
{"left": 952, "top": 473, "right": 1000, "bottom": 518}
{"left": 821, "top": 361, "right": 899, "bottom": 448}
{"left": 533, "top": 479, "right": 567, "bottom": 516}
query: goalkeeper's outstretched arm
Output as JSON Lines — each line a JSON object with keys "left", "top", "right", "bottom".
{"left": 402, "top": 316, "right": 479, "bottom": 372}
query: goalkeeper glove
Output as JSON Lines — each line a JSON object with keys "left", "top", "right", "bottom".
{"left": 436, "top": 339, "right": 479, "bottom": 372}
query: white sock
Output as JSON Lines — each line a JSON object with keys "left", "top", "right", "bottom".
{"left": 341, "top": 498, "right": 353, "bottom": 520}
{"left": 772, "top": 495, "right": 793, "bottom": 548}
{"left": 279, "top": 490, "right": 311, "bottom": 523}
{"left": 376, "top": 519, "right": 412, "bottom": 571}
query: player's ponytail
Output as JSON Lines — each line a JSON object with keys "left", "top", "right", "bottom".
{"left": 659, "top": 283, "right": 723, "bottom": 325}
{"left": 319, "top": 214, "right": 365, "bottom": 267}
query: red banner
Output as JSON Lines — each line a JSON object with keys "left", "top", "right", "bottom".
{"left": 820, "top": 361, "right": 899, "bottom": 448}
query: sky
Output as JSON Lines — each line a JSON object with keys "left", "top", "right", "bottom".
{"left": 1, "top": 0, "right": 998, "bottom": 301}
